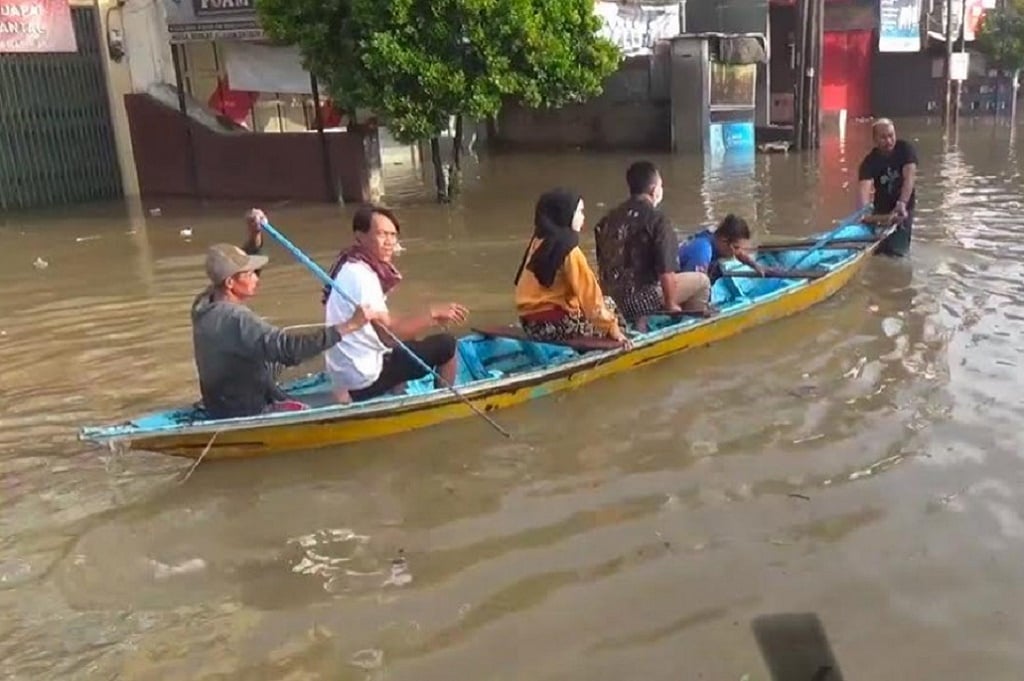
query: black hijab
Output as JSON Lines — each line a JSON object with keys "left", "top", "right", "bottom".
{"left": 513, "top": 188, "right": 582, "bottom": 288}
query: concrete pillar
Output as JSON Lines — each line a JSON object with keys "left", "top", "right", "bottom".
{"left": 669, "top": 36, "right": 709, "bottom": 154}
{"left": 76, "top": 0, "right": 174, "bottom": 199}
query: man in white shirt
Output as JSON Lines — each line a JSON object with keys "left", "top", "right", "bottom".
{"left": 324, "top": 205, "right": 469, "bottom": 402}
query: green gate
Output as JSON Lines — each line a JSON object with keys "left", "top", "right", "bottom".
{"left": 0, "top": 6, "right": 123, "bottom": 212}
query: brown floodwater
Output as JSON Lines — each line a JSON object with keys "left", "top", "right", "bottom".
{"left": 2, "top": 118, "right": 1023, "bottom": 680}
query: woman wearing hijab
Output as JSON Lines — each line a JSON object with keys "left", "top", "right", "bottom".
{"left": 514, "top": 189, "right": 630, "bottom": 346}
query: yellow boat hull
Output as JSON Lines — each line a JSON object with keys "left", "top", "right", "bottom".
{"left": 123, "top": 246, "right": 873, "bottom": 460}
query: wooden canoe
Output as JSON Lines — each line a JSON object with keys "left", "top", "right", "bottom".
{"left": 78, "top": 217, "right": 886, "bottom": 460}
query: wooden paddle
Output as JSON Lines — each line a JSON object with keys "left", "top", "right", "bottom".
{"left": 260, "top": 220, "right": 512, "bottom": 439}
{"left": 755, "top": 240, "right": 875, "bottom": 252}
{"left": 472, "top": 325, "right": 622, "bottom": 352}
{"left": 758, "top": 212, "right": 897, "bottom": 250}
{"left": 724, "top": 268, "right": 826, "bottom": 279}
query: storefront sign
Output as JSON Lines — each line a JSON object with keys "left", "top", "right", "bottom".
{"left": 193, "top": 0, "right": 254, "bottom": 14}
{"left": 950, "top": 51, "right": 970, "bottom": 80}
{"left": 596, "top": 1, "right": 682, "bottom": 57}
{"left": 163, "top": 0, "right": 263, "bottom": 43}
{"left": 0, "top": 0, "right": 76, "bottom": 53}
{"left": 878, "top": 0, "right": 922, "bottom": 53}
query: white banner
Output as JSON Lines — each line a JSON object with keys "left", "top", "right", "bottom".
{"left": 596, "top": 1, "right": 682, "bottom": 57}
{"left": 223, "top": 42, "right": 312, "bottom": 94}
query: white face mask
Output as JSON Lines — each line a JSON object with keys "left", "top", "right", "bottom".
{"left": 571, "top": 200, "right": 585, "bottom": 232}
{"left": 651, "top": 183, "right": 664, "bottom": 207}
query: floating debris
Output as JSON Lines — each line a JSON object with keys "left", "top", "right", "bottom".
{"left": 75, "top": 235, "right": 101, "bottom": 243}
{"left": 32, "top": 257, "right": 48, "bottom": 270}
{"left": 350, "top": 649, "right": 384, "bottom": 671}
{"left": 179, "top": 227, "right": 193, "bottom": 238}
{"left": 690, "top": 440, "right": 718, "bottom": 456}
{"left": 792, "top": 433, "right": 824, "bottom": 445}
{"left": 787, "top": 384, "right": 818, "bottom": 398}
{"left": 151, "top": 557, "right": 207, "bottom": 580}
{"left": 881, "top": 317, "right": 904, "bottom": 338}
{"left": 149, "top": 208, "right": 162, "bottom": 216}
{"left": 382, "top": 550, "right": 412, "bottom": 587}
{"left": 842, "top": 356, "right": 867, "bottom": 379}
{"left": 758, "top": 141, "right": 792, "bottom": 154}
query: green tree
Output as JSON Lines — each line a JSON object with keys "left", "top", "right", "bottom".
{"left": 975, "top": 0, "right": 1024, "bottom": 122}
{"left": 256, "top": 0, "right": 621, "bottom": 202}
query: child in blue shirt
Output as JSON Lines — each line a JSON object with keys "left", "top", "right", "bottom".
{"left": 678, "top": 214, "right": 767, "bottom": 281}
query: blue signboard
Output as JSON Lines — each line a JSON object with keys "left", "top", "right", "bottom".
{"left": 709, "top": 121, "right": 755, "bottom": 157}
{"left": 878, "top": 0, "right": 922, "bottom": 53}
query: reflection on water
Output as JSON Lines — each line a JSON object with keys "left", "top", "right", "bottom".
{"left": 2, "top": 119, "right": 1024, "bottom": 679}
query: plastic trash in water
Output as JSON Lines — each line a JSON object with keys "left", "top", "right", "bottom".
{"left": 150, "top": 558, "right": 207, "bottom": 580}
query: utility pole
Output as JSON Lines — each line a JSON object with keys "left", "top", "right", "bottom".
{"left": 812, "top": 0, "right": 823, "bottom": 149}
{"left": 952, "top": 0, "right": 968, "bottom": 127}
{"left": 794, "top": 0, "right": 807, "bottom": 149}
{"left": 943, "top": 0, "right": 955, "bottom": 127}
{"left": 794, "top": 0, "right": 823, "bottom": 150}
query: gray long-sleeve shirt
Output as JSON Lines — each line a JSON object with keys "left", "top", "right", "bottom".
{"left": 190, "top": 237, "right": 341, "bottom": 419}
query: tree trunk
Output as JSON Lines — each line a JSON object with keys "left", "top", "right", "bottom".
{"left": 449, "top": 115, "right": 464, "bottom": 197}
{"left": 453, "top": 115, "right": 464, "bottom": 170}
{"left": 1011, "top": 70, "right": 1020, "bottom": 127}
{"left": 430, "top": 137, "right": 450, "bottom": 203}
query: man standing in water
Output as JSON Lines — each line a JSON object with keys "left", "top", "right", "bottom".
{"left": 857, "top": 118, "right": 918, "bottom": 256}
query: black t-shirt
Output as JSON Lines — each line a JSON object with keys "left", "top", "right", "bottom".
{"left": 857, "top": 140, "right": 918, "bottom": 214}
{"left": 594, "top": 197, "right": 679, "bottom": 298}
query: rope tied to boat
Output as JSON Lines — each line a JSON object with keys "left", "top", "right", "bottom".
{"left": 177, "top": 428, "right": 224, "bottom": 483}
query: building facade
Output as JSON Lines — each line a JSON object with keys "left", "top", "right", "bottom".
{"left": 1, "top": 0, "right": 131, "bottom": 211}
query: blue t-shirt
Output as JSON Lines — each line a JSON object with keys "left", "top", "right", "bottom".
{"left": 678, "top": 230, "right": 715, "bottom": 272}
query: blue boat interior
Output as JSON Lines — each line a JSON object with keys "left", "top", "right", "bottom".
{"left": 82, "top": 222, "right": 876, "bottom": 437}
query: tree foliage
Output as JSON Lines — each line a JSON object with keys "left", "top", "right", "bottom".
{"left": 256, "top": 0, "right": 622, "bottom": 145}
{"left": 976, "top": 0, "right": 1024, "bottom": 74}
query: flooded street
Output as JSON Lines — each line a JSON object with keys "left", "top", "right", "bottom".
{"left": 3, "top": 118, "right": 1024, "bottom": 679}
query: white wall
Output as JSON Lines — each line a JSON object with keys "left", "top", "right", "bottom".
{"left": 120, "top": 0, "right": 175, "bottom": 92}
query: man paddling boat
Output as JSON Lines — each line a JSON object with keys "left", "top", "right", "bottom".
{"left": 191, "top": 209, "right": 380, "bottom": 420}
{"left": 857, "top": 118, "right": 918, "bottom": 256}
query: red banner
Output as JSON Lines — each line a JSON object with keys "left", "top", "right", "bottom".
{"left": 0, "top": 0, "right": 77, "bottom": 53}
{"left": 963, "top": 0, "right": 987, "bottom": 42}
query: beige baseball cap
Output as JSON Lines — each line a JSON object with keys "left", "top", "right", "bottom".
{"left": 205, "top": 243, "right": 268, "bottom": 284}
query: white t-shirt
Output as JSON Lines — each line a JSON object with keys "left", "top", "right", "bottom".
{"left": 324, "top": 261, "right": 390, "bottom": 390}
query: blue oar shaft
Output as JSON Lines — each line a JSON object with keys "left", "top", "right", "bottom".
{"left": 789, "top": 206, "right": 873, "bottom": 270}
{"left": 260, "top": 220, "right": 511, "bottom": 438}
